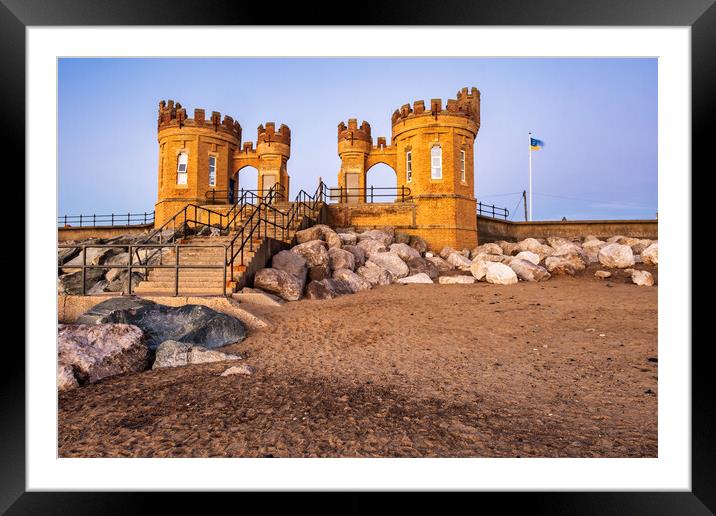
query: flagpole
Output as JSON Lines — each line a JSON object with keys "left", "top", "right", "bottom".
{"left": 528, "top": 132, "right": 533, "bottom": 221}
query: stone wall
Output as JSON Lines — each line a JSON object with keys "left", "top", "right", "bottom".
{"left": 58, "top": 225, "right": 153, "bottom": 242}
{"left": 477, "top": 215, "right": 658, "bottom": 243}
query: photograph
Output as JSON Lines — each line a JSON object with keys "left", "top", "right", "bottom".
{"left": 55, "top": 56, "right": 660, "bottom": 459}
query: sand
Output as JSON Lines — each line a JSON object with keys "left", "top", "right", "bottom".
{"left": 58, "top": 264, "right": 658, "bottom": 458}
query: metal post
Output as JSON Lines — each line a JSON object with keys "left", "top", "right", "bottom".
{"left": 81, "top": 245, "right": 87, "bottom": 295}
{"left": 93, "top": 214, "right": 96, "bottom": 226}
{"left": 79, "top": 214, "right": 82, "bottom": 227}
{"left": 528, "top": 131, "right": 533, "bottom": 222}
{"left": 370, "top": 185, "right": 374, "bottom": 203}
{"left": 523, "top": 190, "right": 528, "bottom": 221}
{"left": 127, "top": 244, "right": 133, "bottom": 295}
{"left": 127, "top": 213, "right": 130, "bottom": 225}
{"left": 175, "top": 244, "right": 180, "bottom": 296}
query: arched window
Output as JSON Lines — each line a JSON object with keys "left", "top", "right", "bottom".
{"left": 431, "top": 145, "right": 442, "bottom": 179}
{"left": 208, "top": 155, "right": 216, "bottom": 187}
{"left": 406, "top": 150, "right": 413, "bottom": 183}
{"left": 176, "top": 152, "right": 188, "bottom": 185}
{"left": 460, "top": 149, "right": 466, "bottom": 182}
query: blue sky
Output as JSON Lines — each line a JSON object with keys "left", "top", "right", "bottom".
{"left": 58, "top": 58, "right": 657, "bottom": 220}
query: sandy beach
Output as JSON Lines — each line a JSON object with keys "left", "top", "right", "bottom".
{"left": 58, "top": 264, "right": 657, "bottom": 458}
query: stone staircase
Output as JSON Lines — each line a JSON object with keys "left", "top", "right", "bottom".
{"left": 132, "top": 202, "right": 309, "bottom": 296}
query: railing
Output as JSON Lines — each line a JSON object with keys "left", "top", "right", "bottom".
{"left": 477, "top": 201, "right": 510, "bottom": 220}
{"left": 58, "top": 212, "right": 154, "bottom": 228}
{"left": 205, "top": 184, "right": 287, "bottom": 204}
{"left": 58, "top": 243, "right": 228, "bottom": 297}
{"left": 325, "top": 185, "right": 411, "bottom": 203}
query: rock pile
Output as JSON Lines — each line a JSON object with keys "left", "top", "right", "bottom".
{"left": 252, "top": 229, "right": 658, "bottom": 300}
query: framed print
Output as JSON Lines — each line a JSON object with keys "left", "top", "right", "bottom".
{"left": 7, "top": 0, "right": 713, "bottom": 512}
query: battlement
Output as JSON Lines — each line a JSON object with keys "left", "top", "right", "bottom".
{"left": 390, "top": 87, "right": 480, "bottom": 127}
{"left": 157, "top": 100, "right": 242, "bottom": 140}
{"left": 257, "top": 122, "right": 291, "bottom": 146}
{"left": 338, "top": 119, "right": 372, "bottom": 142}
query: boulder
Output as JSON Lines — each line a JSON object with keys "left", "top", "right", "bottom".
{"left": 406, "top": 256, "right": 439, "bottom": 280}
{"left": 508, "top": 258, "right": 551, "bottom": 282}
{"left": 308, "top": 265, "right": 331, "bottom": 282}
{"left": 641, "top": 242, "right": 658, "bottom": 266}
{"left": 356, "top": 238, "right": 387, "bottom": 258}
{"left": 77, "top": 298, "right": 248, "bottom": 350}
{"left": 397, "top": 273, "right": 434, "bottom": 284}
{"left": 58, "top": 246, "right": 80, "bottom": 266}
{"left": 546, "top": 236, "right": 578, "bottom": 248}
{"left": 357, "top": 229, "right": 393, "bottom": 247}
{"left": 342, "top": 245, "right": 366, "bottom": 267}
{"left": 105, "top": 269, "right": 145, "bottom": 293}
{"left": 426, "top": 255, "right": 453, "bottom": 273}
{"left": 337, "top": 232, "right": 358, "bottom": 246}
{"left": 408, "top": 235, "right": 428, "bottom": 255}
{"left": 58, "top": 323, "right": 149, "bottom": 390}
{"left": 446, "top": 252, "right": 472, "bottom": 271}
{"left": 333, "top": 268, "right": 372, "bottom": 292}
{"left": 389, "top": 243, "right": 421, "bottom": 262}
{"left": 550, "top": 242, "right": 584, "bottom": 257}
{"left": 545, "top": 253, "right": 587, "bottom": 275}
{"left": 356, "top": 261, "right": 393, "bottom": 286}
{"left": 439, "top": 246, "right": 459, "bottom": 260}
{"left": 271, "top": 250, "right": 308, "bottom": 286}
{"left": 517, "top": 238, "right": 554, "bottom": 261}
{"left": 255, "top": 268, "right": 304, "bottom": 301}
{"left": 513, "top": 251, "right": 540, "bottom": 265}
{"left": 152, "top": 340, "right": 242, "bottom": 369}
{"left": 305, "top": 278, "right": 353, "bottom": 300}
{"left": 598, "top": 243, "right": 635, "bottom": 268}
{"left": 328, "top": 247, "right": 356, "bottom": 271}
{"left": 484, "top": 262, "right": 518, "bottom": 285}
{"left": 61, "top": 245, "right": 119, "bottom": 271}
{"left": 631, "top": 270, "right": 655, "bottom": 286}
{"left": 470, "top": 259, "right": 488, "bottom": 281}
{"left": 438, "top": 275, "right": 476, "bottom": 284}
{"left": 470, "top": 243, "right": 502, "bottom": 258}
{"left": 57, "top": 268, "right": 106, "bottom": 295}
{"left": 471, "top": 252, "right": 504, "bottom": 264}
{"left": 496, "top": 240, "right": 521, "bottom": 256}
{"left": 393, "top": 231, "right": 411, "bottom": 244}
{"left": 295, "top": 224, "right": 342, "bottom": 249}
{"left": 582, "top": 239, "right": 607, "bottom": 264}
{"left": 103, "top": 252, "right": 130, "bottom": 266}
{"left": 594, "top": 270, "right": 612, "bottom": 279}
{"left": 629, "top": 239, "right": 652, "bottom": 255}
{"left": 87, "top": 279, "right": 109, "bottom": 294}
{"left": 368, "top": 253, "right": 409, "bottom": 279}
{"left": 291, "top": 240, "right": 329, "bottom": 267}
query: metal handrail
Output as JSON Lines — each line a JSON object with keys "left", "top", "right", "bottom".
{"left": 325, "top": 185, "right": 412, "bottom": 203}
{"left": 58, "top": 243, "right": 228, "bottom": 297}
{"left": 476, "top": 201, "right": 510, "bottom": 220}
{"left": 58, "top": 212, "right": 155, "bottom": 228}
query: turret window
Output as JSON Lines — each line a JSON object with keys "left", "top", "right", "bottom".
{"left": 431, "top": 145, "right": 442, "bottom": 179}
{"left": 460, "top": 150, "right": 466, "bottom": 182}
{"left": 176, "top": 152, "right": 188, "bottom": 185}
{"left": 208, "top": 155, "right": 216, "bottom": 187}
{"left": 406, "top": 151, "right": 412, "bottom": 183}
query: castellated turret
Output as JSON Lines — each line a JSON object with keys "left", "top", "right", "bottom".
{"left": 154, "top": 100, "right": 292, "bottom": 227}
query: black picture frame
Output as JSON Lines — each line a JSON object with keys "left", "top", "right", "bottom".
{"left": 7, "top": 0, "right": 710, "bottom": 512}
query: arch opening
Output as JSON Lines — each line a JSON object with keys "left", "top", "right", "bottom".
{"left": 234, "top": 165, "right": 259, "bottom": 203}
{"left": 365, "top": 162, "right": 398, "bottom": 202}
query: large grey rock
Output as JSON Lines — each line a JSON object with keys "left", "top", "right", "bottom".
{"left": 305, "top": 279, "right": 353, "bottom": 300}
{"left": 408, "top": 235, "right": 428, "bottom": 255}
{"left": 295, "top": 224, "right": 342, "bottom": 249}
{"left": 342, "top": 245, "right": 366, "bottom": 267}
{"left": 393, "top": 231, "right": 410, "bottom": 244}
{"left": 469, "top": 259, "right": 488, "bottom": 281}
{"left": 368, "top": 253, "right": 409, "bottom": 279}
{"left": 152, "top": 340, "right": 242, "bottom": 369}
{"left": 328, "top": 247, "right": 356, "bottom": 271}
{"left": 545, "top": 252, "right": 587, "bottom": 275}
{"left": 438, "top": 275, "right": 476, "bottom": 284}
{"left": 631, "top": 269, "right": 655, "bottom": 286}
{"left": 389, "top": 243, "right": 421, "bottom": 262}
{"left": 397, "top": 273, "right": 434, "bottom": 284}
{"left": 357, "top": 229, "right": 393, "bottom": 247}
{"left": 58, "top": 323, "right": 149, "bottom": 390}
{"left": 105, "top": 269, "right": 145, "bottom": 293}
{"left": 57, "top": 268, "right": 106, "bottom": 295}
{"left": 582, "top": 239, "right": 607, "bottom": 264}
{"left": 439, "top": 246, "right": 459, "bottom": 260}
{"left": 337, "top": 232, "right": 358, "bottom": 246}
{"left": 508, "top": 258, "right": 551, "bottom": 282}
{"left": 427, "top": 255, "right": 453, "bottom": 273}
{"left": 484, "top": 262, "right": 518, "bottom": 285}
{"left": 356, "top": 238, "right": 387, "bottom": 258}
{"left": 629, "top": 239, "right": 653, "bottom": 255}
{"left": 406, "top": 256, "right": 439, "bottom": 280}
{"left": 446, "top": 252, "right": 472, "bottom": 271}
{"left": 291, "top": 240, "right": 329, "bottom": 267}
{"left": 513, "top": 251, "right": 540, "bottom": 265}
{"left": 470, "top": 243, "right": 502, "bottom": 258}
{"left": 517, "top": 238, "right": 554, "bottom": 261}
{"left": 641, "top": 242, "right": 658, "bottom": 266}
{"left": 62, "top": 246, "right": 120, "bottom": 271}
{"left": 271, "top": 250, "right": 308, "bottom": 288}
{"left": 496, "top": 240, "right": 521, "bottom": 256}
{"left": 598, "top": 243, "right": 635, "bottom": 268}
{"left": 332, "top": 268, "right": 372, "bottom": 292}
{"left": 58, "top": 246, "right": 80, "bottom": 266}
{"left": 308, "top": 265, "right": 331, "bottom": 282}
{"left": 255, "top": 268, "right": 304, "bottom": 301}
{"left": 357, "top": 261, "right": 393, "bottom": 286}
{"left": 77, "top": 297, "right": 247, "bottom": 350}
